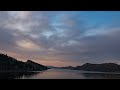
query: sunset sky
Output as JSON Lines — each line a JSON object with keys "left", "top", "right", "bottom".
{"left": 0, "top": 11, "right": 120, "bottom": 67}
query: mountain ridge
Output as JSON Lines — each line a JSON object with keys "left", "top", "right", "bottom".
{"left": 0, "top": 53, "right": 49, "bottom": 72}
{"left": 61, "top": 63, "right": 120, "bottom": 72}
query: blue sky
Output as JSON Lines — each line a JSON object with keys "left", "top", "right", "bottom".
{"left": 50, "top": 11, "right": 120, "bottom": 37}
{"left": 0, "top": 11, "right": 120, "bottom": 66}
{"left": 73, "top": 11, "right": 120, "bottom": 29}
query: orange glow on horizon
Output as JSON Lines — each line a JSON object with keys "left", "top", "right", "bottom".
{"left": 0, "top": 50, "right": 80, "bottom": 67}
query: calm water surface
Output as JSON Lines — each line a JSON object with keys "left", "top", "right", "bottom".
{"left": 1, "top": 69, "right": 120, "bottom": 79}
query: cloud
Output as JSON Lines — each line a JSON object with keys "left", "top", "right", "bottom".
{"left": 8, "top": 11, "right": 31, "bottom": 19}
{"left": 16, "top": 39, "right": 41, "bottom": 51}
{"left": 0, "top": 26, "right": 17, "bottom": 51}
{"left": 0, "top": 11, "right": 120, "bottom": 66}
{"left": 52, "top": 28, "right": 120, "bottom": 64}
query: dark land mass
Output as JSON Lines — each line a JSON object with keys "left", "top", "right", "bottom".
{"left": 0, "top": 53, "right": 49, "bottom": 72}
{"left": 62, "top": 63, "right": 120, "bottom": 72}
{"left": 1, "top": 53, "right": 120, "bottom": 73}
{"left": 62, "top": 66, "right": 74, "bottom": 69}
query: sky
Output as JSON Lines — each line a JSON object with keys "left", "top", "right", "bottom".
{"left": 0, "top": 11, "right": 120, "bottom": 67}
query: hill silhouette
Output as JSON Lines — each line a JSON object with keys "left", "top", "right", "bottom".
{"left": 0, "top": 53, "right": 49, "bottom": 72}
{"left": 62, "top": 63, "right": 120, "bottom": 72}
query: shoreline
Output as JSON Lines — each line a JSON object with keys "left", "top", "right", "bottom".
{"left": 0, "top": 69, "right": 49, "bottom": 73}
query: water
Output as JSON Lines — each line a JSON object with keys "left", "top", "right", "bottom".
{"left": 1, "top": 69, "right": 120, "bottom": 79}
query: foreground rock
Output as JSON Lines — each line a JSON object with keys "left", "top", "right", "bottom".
{"left": 0, "top": 53, "right": 49, "bottom": 72}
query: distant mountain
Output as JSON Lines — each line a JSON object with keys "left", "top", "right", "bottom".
{"left": 47, "top": 66, "right": 62, "bottom": 69}
{"left": 62, "top": 63, "right": 120, "bottom": 72}
{"left": 61, "top": 66, "right": 75, "bottom": 69}
{"left": 0, "top": 53, "right": 49, "bottom": 71}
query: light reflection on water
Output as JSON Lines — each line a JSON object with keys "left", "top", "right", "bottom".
{"left": 1, "top": 69, "right": 120, "bottom": 79}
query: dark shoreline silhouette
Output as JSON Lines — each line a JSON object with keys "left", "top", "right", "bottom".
{"left": 62, "top": 63, "right": 120, "bottom": 72}
{"left": 0, "top": 53, "right": 49, "bottom": 72}
{"left": 1, "top": 53, "right": 120, "bottom": 73}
